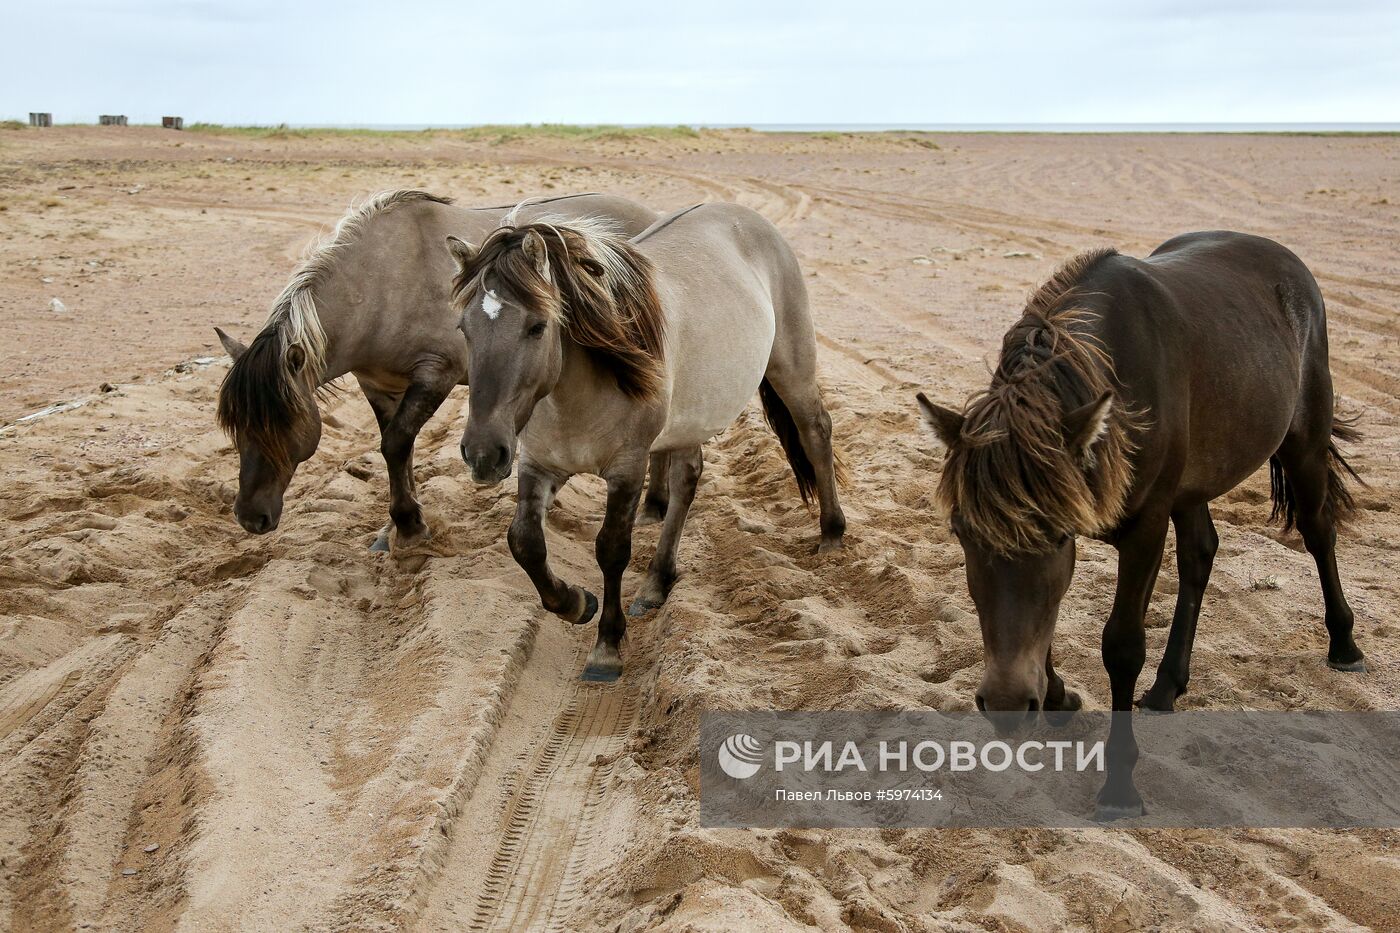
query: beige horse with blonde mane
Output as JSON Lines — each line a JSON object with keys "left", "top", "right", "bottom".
{"left": 214, "top": 191, "right": 657, "bottom": 549}
{"left": 449, "top": 203, "right": 846, "bottom": 682}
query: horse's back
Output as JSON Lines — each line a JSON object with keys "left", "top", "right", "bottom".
{"left": 642, "top": 203, "right": 796, "bottom": 450}
{"left": 542, "top": 193, "right": 659, "bottom": 238}
{"left": 1097, "top": 231, "right": 1325, "bottom": 505}
{"left": 1137, "top": 230, "right": 1324, "bottom": 362}
{"left": 319, "top": 194, "right": 658, "bottom": 389}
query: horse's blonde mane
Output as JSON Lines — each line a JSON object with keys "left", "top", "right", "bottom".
{"left": 218, "top": 189, "right": 452, "bottom": 468}
{"left": 272, "top": 189, "right": 453, "bottom": 382}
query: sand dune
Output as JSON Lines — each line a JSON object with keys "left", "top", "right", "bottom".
{"left": 1, "top": 127, "right": 1398, "bottom": 931}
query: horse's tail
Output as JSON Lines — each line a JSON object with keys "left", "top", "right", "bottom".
{"left": 758, "top": 379, "right": 846, "bottom": 506}
{"left": 216, "top": 284, "right": 326, "bottom": 472}
{"left": 1269, "top": 414, "right": 1363, "bottom": 531}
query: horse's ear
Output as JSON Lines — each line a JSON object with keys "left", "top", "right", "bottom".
{"left": 521, "top": 230, "right": 550, "bottom": 277}
{"left": 445, "top": 235, "right": 477, "bottom": 272}
{"left": 1063, "top": 391, "right": 1114, "bottom": 463}
{"left": 214, "top": 326, "right": 247, "bottom": 360}
{"left": 285, "top": 343, "right": 307, "bottom": 375}
{"left": 916, "top": 392, "right": 964, "bottom": 451}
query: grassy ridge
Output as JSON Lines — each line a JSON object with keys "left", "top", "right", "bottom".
{"left": 184, "top": 122, "right": 703, "bottom": 142}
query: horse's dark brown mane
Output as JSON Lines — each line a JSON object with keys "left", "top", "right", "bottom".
{"left": 218, "top": 189, "right": 452, "bottom": 469}
{"left": 940, "top": 247, "right": 1141, "bottom": 553}
{"left": 216, "top": 324, "right": 313, "bottom": 473}
{"left": 452, "top": 218, "right": 667, "bottom": 400}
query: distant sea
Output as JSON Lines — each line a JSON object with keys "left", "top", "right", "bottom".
{"left": 297, "top": 122, "right": 1400, "bottom": 134}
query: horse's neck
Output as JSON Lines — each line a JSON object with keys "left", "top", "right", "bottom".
{"left": 305, "top": 288, "right": 354, "bottom": 386}
{"left": 554, "top": 338, "right": 628, "bottom": 410}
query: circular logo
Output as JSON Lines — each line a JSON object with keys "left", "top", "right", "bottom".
{"left": 717, "top": 733, "right": 764, "bottom": 779}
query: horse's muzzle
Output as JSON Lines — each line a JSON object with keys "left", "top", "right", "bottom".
{"left": 236, "top": 510, "right": 279, "bottom": 535}
{"left": 461, "top": 439, "right": 514, "bottom": 486}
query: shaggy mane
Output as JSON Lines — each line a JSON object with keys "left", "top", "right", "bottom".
{"left": 939, "top": 247, "right": 1139, "bottom": 554}
{"left": 452, "top": 214, "right": 666, "bottom": 400}
{"left": 217, "top": 189, "right": 452, "bottom": 469}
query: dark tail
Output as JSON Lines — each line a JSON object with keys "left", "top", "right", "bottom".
{"left": 758, "top": 379, "right": 846, "bottom": 506}
{"left": 1269, "top": 415, "right": 1363, "bottom": 531}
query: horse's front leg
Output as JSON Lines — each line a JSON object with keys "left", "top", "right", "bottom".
{"left": 1096, "top": 511, "right": 1169, "bottom": 821}
{"left": 509, "top": 464, "right": 597, "bottom": 625}
{"left": 1139, "top": 503, "right": 1218, "bottom": 710}
{"left": 359, "top": 383, "right": 399, "bottom": 551}
{"left": 378, "top": 375, "right": 456, "bottom": 549}
{"left": 636, "top": 451, "right": 671, "bottom": 526}
{"left": 582, "top": 459, "right": 647, "bottom": 682}
{"left": 1042, "top": 648, "right": 1082, "bottom": 723}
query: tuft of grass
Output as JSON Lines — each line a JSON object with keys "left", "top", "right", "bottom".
{"left": 1, "top": 119, "right": 26, "bottom": 131}
{"left": 188, "top": 122, "right": 321, "bottom": 139}
{"left": 1250, "top": 574, "right": 1281, "bottom": 591}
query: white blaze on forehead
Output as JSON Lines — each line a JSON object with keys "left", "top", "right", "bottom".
{"left": 481, "top": 289, "right": 503, "bottom": 320}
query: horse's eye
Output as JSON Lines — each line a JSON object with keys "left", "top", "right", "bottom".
{"left": 527, "top": 320, "right": 547, "bottom": 338}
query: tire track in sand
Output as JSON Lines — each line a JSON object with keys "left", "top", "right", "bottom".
{"left": 414, "top": 620, "right": 640, "bottom": 932}
{"left": 469, "top": 685, "right": 637, "bottom": 932}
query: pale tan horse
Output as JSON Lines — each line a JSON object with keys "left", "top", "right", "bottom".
{"left": 449, "top": 203, "right": 846, "bottom": 681}
{"left": 214, "top": 191, "right": 657, "bottom": 550}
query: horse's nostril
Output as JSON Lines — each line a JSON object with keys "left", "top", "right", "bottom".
{"left": 975, "top": 695, "right": 987, "bottom": 712}
{"left": 460, "top": 442, "right": 470, "bottom": 464}
{"left": 496, "top": 446, "right": 511, "bottom": 470}
{"left": 1026, "top": 697, "right": 1041, "bottom": 714}
{"left": 242, "top": 512, "right": 272, "bottom": 534}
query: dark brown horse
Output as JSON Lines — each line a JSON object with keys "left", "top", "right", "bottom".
{"left": 916, "top": 231, "right": 1365, "bottom": 818}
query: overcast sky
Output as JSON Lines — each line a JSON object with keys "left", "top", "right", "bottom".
{"left": 5, "top": 1, "right": 1398, "bottom": 125}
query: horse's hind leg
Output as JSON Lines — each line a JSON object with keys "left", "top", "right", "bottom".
{"left": 1138, "top": 503, "right": 1218, "bottom": 711}
{"left": 629, "top": 446, "right": 703, "bottom": 617}
{"left": 583, "top": 458, "right": 647, "bottom": 682}
{"left": 637, "top": 451, "right": 671, "bottom": 526}
{"left": 760, "top": 367, "right": 847, "bottom": 553}
{"left": 1275, "top": 431, "right": 1365, "bottom": 672}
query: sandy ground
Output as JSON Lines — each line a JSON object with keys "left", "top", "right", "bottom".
{"left": 2, "top": 125, "right": 1399, "bottom": 931}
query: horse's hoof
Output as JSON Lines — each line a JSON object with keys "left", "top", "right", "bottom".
{"left": 636, "top": 505, "right": 666, "bottom": 527}
{"left": 1093, "top": 801, "right": 1145, "bottom": 823}
{"left": 1327, "top": 656, "right": 1367, "bottom": 673}
{"left": 581, "top": 644, "right": 622, "bottom": 682}
{"left": 394, "top": 530, "right": 432, "bottom": 552}
{"left": 628, "top": 594, "right": 663, "bottom": 617}
{"left": 1044, "top": 690, "right": 1083, "bottom": 725}
{"left": 369, "top": 530, "right": 391, "bottom": 552}
{"left": 571, "top": 590, "right": 599, "bottom": 626}
{"left": 816, "top": 537, "right": 844, "bottom": 555}
{"left": 1135, "top": 687, "right": 1178, "bottom": 713}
